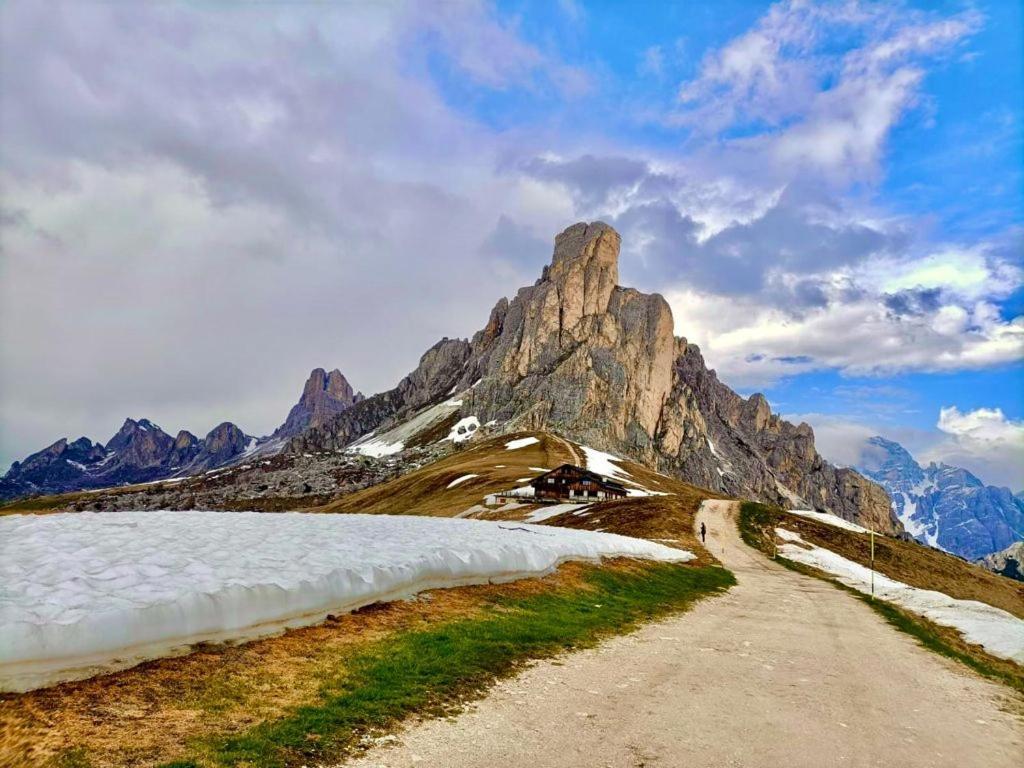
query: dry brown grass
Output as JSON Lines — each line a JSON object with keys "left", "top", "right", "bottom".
{"left": 314, "top": 431, "right": 578, "bottom": 517}
{"left": 0, "top": 560, "right": 623, "bottom": 768}
{"left": 774, "top": 511, "right": 1024, "bottom": 619}
{"left": 316, "top": 431, "right": 722, "bottom": 564}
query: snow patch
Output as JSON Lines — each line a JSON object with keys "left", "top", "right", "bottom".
{"left": 579, "top": 445, "right": 665, "bottom": 497}
{"left": 353, "top": 439, "right": 404, "bottom": 458}
{"left": 775, "top": 528, "right": 1024, "bottom": 664}
{"left": 0, "top": 511, "right": 692, "bottom": 692}
{"left": 446, "top": 416, "right": 480, "bottom": 444}
{"left": 786, "top": 509, "right": 875, "bottom": 534}
{"left": 446, "top": 474, "right": 478, "bottom": 489}
{"left": 524, "top": 504, "right": 590, "bottom": 523}
{"left": 579, "top": 445, "right": 631, "bottom": 482}
{"left": 505, "top": 437, "right": 539, "bottom": 450}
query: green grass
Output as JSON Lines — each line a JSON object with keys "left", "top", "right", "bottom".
{"left": 737, "top": 501, "right": 1024, "bottom": 693}
{"left": 161, "top": 563, "right": 734, "bottom": 768}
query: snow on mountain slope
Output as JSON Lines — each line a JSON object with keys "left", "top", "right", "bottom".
{"left": 776, "top": 528, "right": 1024, "bottom": 664}
{"left": 0, "top": 510, "right": 691, "bottom": 692}
{"left": 859, "top": 437, "right": 1024, "bottom": 560}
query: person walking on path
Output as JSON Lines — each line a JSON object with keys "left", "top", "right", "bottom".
{"left": 700, "top": 521, "right": 707, "bottom": 543}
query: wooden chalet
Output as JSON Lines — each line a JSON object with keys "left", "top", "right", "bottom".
{"left": 531, "top": 464, "right": 628, "bottom": 502}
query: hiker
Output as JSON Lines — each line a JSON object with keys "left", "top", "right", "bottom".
{"left": 700, "top": 521, "right": 707, "bottom": 543}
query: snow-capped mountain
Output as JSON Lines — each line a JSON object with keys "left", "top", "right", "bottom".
{"left": 858, "top": 436, "right": 1024, "bottom": 560}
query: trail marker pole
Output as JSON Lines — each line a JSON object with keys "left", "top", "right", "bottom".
{"left": 870, "top": 529, "right": 875, "bottom": 600}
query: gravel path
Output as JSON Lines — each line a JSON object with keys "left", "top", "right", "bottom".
{"left": 342, "top": 500, "right": 1023, "bottom": 768}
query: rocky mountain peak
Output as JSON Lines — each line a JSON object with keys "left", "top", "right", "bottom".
{"left": 274, "top": 367, "right": 366, "bottom": 439}
{"left": 543, "top": 221, "right": 621, "bottom": 322}
{"left": 187, "top": 422, "right": 252, "bottom": 471}
{"left": 104, "top": 418, "right": 173, "bottom": 469}
{"left": 290, "top": 221, "right": 893, "bottom": 532}
{"left": 860, "top": 435, "right": 925, "bottom": 490}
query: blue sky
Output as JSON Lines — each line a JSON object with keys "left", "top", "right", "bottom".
{"left": 1, "top": 0, "right": 1021, "bottom": 487}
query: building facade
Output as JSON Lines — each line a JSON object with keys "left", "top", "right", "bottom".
{"left": 531, "top": 464, "right": 628, "bottom": 501}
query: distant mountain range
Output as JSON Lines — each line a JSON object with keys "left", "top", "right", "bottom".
{"left": 1, "top": 222, "right": 896, "bottom": 533}
{"left": 858, "top": 436, "right": 1024, "bottom": 561}
{"left": 0, "top": 368, "right": 362, "bottom": 500}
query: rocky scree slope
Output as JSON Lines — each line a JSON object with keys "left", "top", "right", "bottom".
{"left": 290, "top": 222, "right": 897, "bottom": 532}
{"left": 859, "top": 436, "right": 1024, "bottom": 560}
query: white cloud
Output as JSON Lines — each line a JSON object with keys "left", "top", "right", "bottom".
{"left": 672, "top": 1, "right": 982, "bottom": 182}
{"left": 0, "top": 0, "right": 581, "bottom": 466}
{"left": 666, "top": 278, "right": 1023, "bottom": 389}
{"left": 923, "top": 407, "right": 1024, "bottom": 489}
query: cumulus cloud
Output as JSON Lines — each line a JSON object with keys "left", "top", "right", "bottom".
{"left": 672, "top": 0, "right": 981, "bottom": 182}
{"left": 923, "top": 407, "right": 1024, "bottom": 489}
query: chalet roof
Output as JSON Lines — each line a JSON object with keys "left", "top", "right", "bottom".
{"left": 533, "top": 464, "right": 628, "bottom": 492}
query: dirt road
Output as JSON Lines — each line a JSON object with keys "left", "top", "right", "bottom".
{"left": 343, "top": 500, "right": 1022, "bottom": 768}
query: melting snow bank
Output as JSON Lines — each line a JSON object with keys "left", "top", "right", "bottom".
{"left": 785, "top": 509, "right": 875, "bottom": 534}
{"left": 579, "top": 445, "right": 667, "bottom": 497}
{"left": 0, "top": 511, "right": 693, "bottom": 692}
{"left": 505, "top": 436, "right": 539, "bottom": 450}
{"left": 776, "top": 528, "right": 1024, "bottom": 664}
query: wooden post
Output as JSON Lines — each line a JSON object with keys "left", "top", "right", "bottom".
{"left": 870, "top": 529, "right": 875, "bottom": 600}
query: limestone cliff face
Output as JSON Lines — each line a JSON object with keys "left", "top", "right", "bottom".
{"left": 292, "top": 221, "right": 896, "bottom": 531}
{"left": 459, "top": 222, "right": 675, "bottom": 458}
{"left": 274, "top": 368, "right": 364, "bottom": 439}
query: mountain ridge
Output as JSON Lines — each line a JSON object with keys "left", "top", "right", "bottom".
{"left": 290, "top": 222, "right": 897, "bottom": 532}
{"left": 858, "top": 435, "right": 1024, "bottom": 560}
{"left": 0, "top": 417, "right": 258, "bottom": 499}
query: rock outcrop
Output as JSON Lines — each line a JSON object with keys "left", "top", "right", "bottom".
{"left": 273, "top": 368, "right": 364, "bottom": 439}
{"left": 188, "top": 422, "right": 253, "bottom": 471}
{"left": 977, "top": 541, "right": 1024, "bottom": 582}
{"left": 289, "top": 339, "right": 471, "bottom": 454}
{"left": 293, "top": 221, "right": 896, "bottom": 531}
{"left": 860, "top": 436, "right": 1024, "bottom": 558}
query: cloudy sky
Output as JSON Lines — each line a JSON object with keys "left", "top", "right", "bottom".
{"left": 1, "top": 0, "right": 1021, "bottom": 488}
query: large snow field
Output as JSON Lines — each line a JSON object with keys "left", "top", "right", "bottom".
{"left": 776, "top": 528, "right": 1024, "bottom": 664}
{"left": 0, "top": 511, "right": 693, "bottom": 692}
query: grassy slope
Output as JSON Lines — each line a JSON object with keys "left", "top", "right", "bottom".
{"left": 315, "top": 431, "right": 577, "bottom": 517}
{"left": 758, "top": 505, "right": 1023, "bottom": 618}
{"left": 738, "top": 501, "right": 1024, "bottom": 692}
{"left": 317, "top": 430, "right": 721, "bottom": 558}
